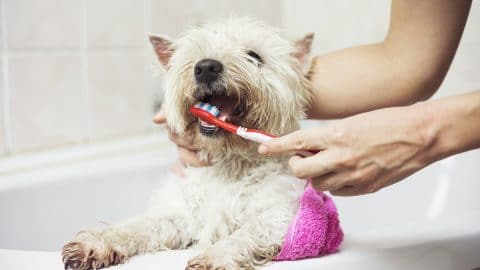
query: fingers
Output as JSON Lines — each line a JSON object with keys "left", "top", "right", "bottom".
{"left": 258, "top": 127, "right": 328, "bottom": 155}
{"left": 178, "top": 147, "right": 211, "bottom": 167}
{"left": 171, "top": 147, "right": 211, "bottom": 177}
{"left": 152, "top": 108, "right": 195, "bottom": 150}
{"left": 168, "top": 132, "right": 196, "bottom": 151}
{"left": 287, "top": 152, "right": 337, "bottom": 179}
{"left": 311, "top": 163, "right": 383, "bottom": 196}
{"left": 311, "top": 171, "right": 347, "bottom": 191}
{"left": 153, "top": 109, "right": 166, "bottom": 124}
{"left": 154, "top": 108, "right": 211, "bottom": 173}
{"left": 330, "top": 185, "right": 367, "bottom": 197}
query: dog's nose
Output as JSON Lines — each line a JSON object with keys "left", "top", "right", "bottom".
{"left": 194, "top": 59, "right": 223, "bottom": 84}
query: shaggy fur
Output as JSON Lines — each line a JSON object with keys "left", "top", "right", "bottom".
{"left": 63, "top": 17, "right": 314, "bottom": 270}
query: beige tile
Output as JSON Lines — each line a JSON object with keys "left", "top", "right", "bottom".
{"left": 86, "top": 0, "right": 145, "bottom": 48}
{"left": 150, "top": 0, "right": 198, "bottom": 37}
{"left": 0, "top": 56, "right": 4, "bottom": 154}
{"left": 88, "top": 52, "right": 154, "bottom": 140}
{"left": 8, "top": 55, "right": 84, "bottom": 152}
{"left": 202, "top": 0, "right": 281, "bottom": 27}
{"left": 150, "top": 0, "right": 281, "bottom": 37}
{"left": 281, "top": 0, "right": 390, "bottom": 54}
{"left": 461, "top": 1, "right": 480, "bottom": 46}
{"left": 435, "top": 43, "right": 480, "bottom": 99}
{"left": 5, "top": 0, "right": 82, "bottom": 49}
{"left": 0, "top": 1, "right": 4, "bottom": 50}
{"left": 434, "top": 4, "right": 480, "bottom": 99}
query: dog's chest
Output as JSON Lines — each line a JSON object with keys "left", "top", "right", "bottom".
{"left": 182, "top": 170, "right": 251, "bottom": 220}
{"left": 176, "top": 163, "right": 304, "bottom": 248}
{"left": 179, "top": 168, "right": 266, "bottom": 245}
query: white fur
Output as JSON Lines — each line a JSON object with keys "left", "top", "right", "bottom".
{"left": 63, "top": 17, "right": 313, "bottom": 270}
{"left": 163, "top": 17, "right": 310, "bottom": 137}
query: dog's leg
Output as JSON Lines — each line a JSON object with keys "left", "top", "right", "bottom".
{"left": 63, "top": 215, "right": 191, "bottom": 270}
{"left": 186, "top": 209, "right": 289, "bottom": 270}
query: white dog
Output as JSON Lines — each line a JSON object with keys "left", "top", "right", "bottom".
{"left": 63, "top": 17, "right": 314, "bottom": 270}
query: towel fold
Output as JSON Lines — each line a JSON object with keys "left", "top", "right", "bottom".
{"left": 275, "top": 182, "right": 343, "bottom": 261}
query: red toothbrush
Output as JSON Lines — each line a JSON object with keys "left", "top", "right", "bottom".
{"left": 190, "top": 102, "right": 318, "bottom": 156}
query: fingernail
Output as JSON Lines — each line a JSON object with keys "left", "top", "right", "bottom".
{"left": 258, "top": 145, "right": 268, "bottom": 155}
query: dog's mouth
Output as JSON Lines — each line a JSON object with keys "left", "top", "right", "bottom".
{"left": 196, "top": 94, "right": 244, "bottom": 137}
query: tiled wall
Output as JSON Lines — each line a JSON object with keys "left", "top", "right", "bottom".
{"left": 281, "top": 0, "right": 480, "bottom": 100}
{"left": 0, "top": 0, "right": 280, "bottom": 156}
{"left": 282, "top": 0, "right": 391, "bottom": 54}
{"left": 436, "top": 2, "right": 480, "bottom": 98}
{"left": 1, "top": 0, "right": 478, "bottom": 157}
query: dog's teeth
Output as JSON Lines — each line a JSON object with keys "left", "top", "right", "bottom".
{"left": 199, "top": 119, "right": 216, "bottom": 128}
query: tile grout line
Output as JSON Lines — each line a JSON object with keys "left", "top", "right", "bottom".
{"left": 144, "top": 0, "right": 156, "bottom": 132}
{"left": 1, "top": 0, "right": 12, "bottom": 153}
{"left": 80, "top": 0, "right": 91, "bottom": 144}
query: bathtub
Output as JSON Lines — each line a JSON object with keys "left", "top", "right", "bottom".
{"left": 1, "top": 132, "right": 480, "bottom": 270}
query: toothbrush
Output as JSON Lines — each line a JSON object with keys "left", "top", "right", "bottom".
{"left": 190, "top": 102, "right": 318, "bottom": 156}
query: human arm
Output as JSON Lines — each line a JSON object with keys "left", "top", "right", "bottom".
{"left": 259, "top": 90, "right": 480, "bottom": 196}
{"left": 307, "top": 0, "right": 472, "bottom": 119}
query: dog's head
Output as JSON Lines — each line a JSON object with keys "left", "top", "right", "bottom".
{"left": 150, "top": 17, "right": 313, "bottom": 157}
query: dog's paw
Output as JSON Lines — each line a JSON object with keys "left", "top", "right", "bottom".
{"left": 185, "top": 254, "right": 231, "bottom": 270}
{"left": 62, "top": 240, "right": 125, "bottom": 270}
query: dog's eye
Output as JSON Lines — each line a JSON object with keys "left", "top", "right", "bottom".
{"left": 246, "top": 50, "right": 263, "bottom": 65}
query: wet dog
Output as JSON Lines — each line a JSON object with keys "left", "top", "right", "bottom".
{"left": 63, "top": 17, "right": 314, "bottom": 270}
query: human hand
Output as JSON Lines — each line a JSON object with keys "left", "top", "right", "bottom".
{"left": 153, "top": 109, "right": 211, "bottom": 177}
{"left": 258, "top": 105, "right": 437, "bottom": 196}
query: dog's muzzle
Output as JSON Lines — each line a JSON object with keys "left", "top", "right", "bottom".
{"left": 191, "top": 59, "right": 247, "bottom": 137}
{"left": 194, "top": 94, "right": 243, "bottom": 137}
{"left": 194, "top": 59, "right": 223, "bottom": 84}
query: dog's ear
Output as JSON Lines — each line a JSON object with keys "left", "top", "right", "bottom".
{"left": 292, "top": 33, "right": 314, "bottom": 73}
{"left": 149, "top": 34, "right": 174, "bottom": 68}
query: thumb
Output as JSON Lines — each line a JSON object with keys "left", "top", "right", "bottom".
{"left": 258, "top": 127, "right": 327, "bottom": 155}
{"left": 153, "top": 108, "right": 167, "bottom": 124}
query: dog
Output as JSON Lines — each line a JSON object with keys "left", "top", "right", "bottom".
{"left": 62, "top": 17, "right": 314, "bottom": 270}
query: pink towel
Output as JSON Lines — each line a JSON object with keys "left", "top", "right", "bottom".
{"left": 275, "top": 182, "right": 343, "bottom": 261}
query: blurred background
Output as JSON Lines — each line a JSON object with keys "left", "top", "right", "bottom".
{"left": 0, "top": 0, "right": 478, "bottom": 162}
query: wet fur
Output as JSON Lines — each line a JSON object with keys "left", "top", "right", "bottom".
{"left": 63, "top": 17, "right": 313, "bottom": 270}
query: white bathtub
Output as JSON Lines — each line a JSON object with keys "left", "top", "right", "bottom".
{"left": 1, "top": 133, "right": 480, "bottom": 270}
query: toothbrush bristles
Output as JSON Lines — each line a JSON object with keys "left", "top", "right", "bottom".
{"left": 195, "top": 102, "right": 220, "bottom": 117}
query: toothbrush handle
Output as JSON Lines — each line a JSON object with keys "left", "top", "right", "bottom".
{"left": 190, "top": 105, "right": 319, "bottom": 156}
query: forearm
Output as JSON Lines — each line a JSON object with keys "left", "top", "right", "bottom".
{"left": 308, "top": 0, "right": 471, "bottom": 119}
{"left": 307, "top": 44, "right": 411, "bottom": 118}
{"left": 421, "top": 91, "right": 480, "bottom": 163}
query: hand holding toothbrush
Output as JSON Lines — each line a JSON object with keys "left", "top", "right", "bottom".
{"left": 153, "top": 109, "right": 211, "bottom": 177}
{"left": 257, "top": 101, "right": 464, "bottom": 196}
